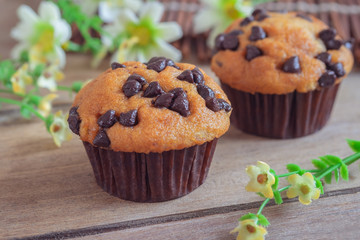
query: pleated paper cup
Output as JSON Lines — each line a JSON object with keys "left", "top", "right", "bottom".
{"left": 83, "top": 139, "right": 218, "bottom": 202}
{"left": 221, "top": 82, "right": 340, "bottom": 139}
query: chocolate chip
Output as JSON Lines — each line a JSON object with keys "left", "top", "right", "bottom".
{"left": 296, "top": 13, "right": 312, "bottom": 22}
{"left": 215, "top": 34, "right": 225, "bottom": 51}
{"left": 325, "top": 39, "right": 342, "bottom": 50}
{"left": 240, "top": 16, "right": 253, "bottom": 26}
{"left": 146, "top": 57, "right": 178, "bottom": 72}
{"left": 177, "top": 70, "right": 194, "bottom": 83}
{"left": 223, "top": 34, "right": 239, "bottom": 51}
{"left": 143, "top": 81, "right": 164, "bottom": 98}
{"left": 68, "top": 106, "right": 80, "bottom": 135}
{"left": 147, "top": 57, "right": 167, "bottom": 72}
{"left": 252, "top": 9, "right": 265, "bottom": 17}
{"left": 328, "top": 62, "right": 345, "bottom": 77}
{"left": 93, "top": 130, "right": 110, "bottom": 148}
{"left": 192, "top": 67, "right": 205, "bottom": 85}
{"left": 316, "top": 52, "right": 332, "bottom": 65}
{"left": 344, "top": 38, "right": 354, "bottom": 50}
{"left": 252, "top": 9, "right": 269, "bottom": 21}
{"left": 169, "top": 88, "right": 187, "bottom": 98}
{"left": 97, "top": 110, "right": 117, "bottom": 128}
{"left": 128, "top": 74, "right": 147, "bottom": 86}
{"left": 217, "top": 99, "right": 231, "bottom": 112}
{"left": 206, "top": 98, "right": 222, "bottom": 112}
{"left": 228, "top": 30, "right": 244, "bottom": 36}
{"left": 154, "top": 93, "right": 174, "bottom": 108}
{"left": 170, "top": 94, "right": 190, "bottom": 117}
{"left": 249, "top": 26, "right": 266, "bottom": 41}
{"left": 318, "top": 70, "right": 336, "bottom": 87}
{"left": 111, "top": 62, "right": 126, "bottom": 70}
{"left": 197, "top": 85, "right": 215, "bottom": 100}
{"left": 166, "top": 59, "right": 179, "bottom": 69}
{"left": 282, "top": 56, "right": 301, "bottom": 73}
{"left": 216, "top": 60, "right": 223, "bottom": 67}
{"left": 119, "top": 109, "right": 138, "bottom": 127}
{"left": 122, "top": 80, "right": 142, "bottom": 97}
{"left": 319, "top": 28, "right": 337, "bottom": 42}
{"left": 246, "top": 45, "right": 263, "bottom": 61}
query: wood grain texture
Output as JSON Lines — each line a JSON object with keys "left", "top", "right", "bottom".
{"left": 1, "top": 72, "right": 360, "bottom": 239}
{"left": 74, "top": 192, "right": 360, "bottom": 240}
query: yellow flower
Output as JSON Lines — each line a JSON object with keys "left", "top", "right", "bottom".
{"left": 50, "top": 111, "right": 72, "bottom": 147}
{"left": 38, "top": 93, "right": 58, "bottom": 117}
{"left": 245, "top": 161, "right": 276, "bottom": 198}
{"left": 37, "top": 65, "right": 64, "bottom": 91}
{"left": 287, "top": 172, "right": 321, "bottom": 205}
{"left": 10, "top": 63, "right": 33, "bottom": 94}
{"left": 230, "top": 219, "right": 267, "bottom": 240}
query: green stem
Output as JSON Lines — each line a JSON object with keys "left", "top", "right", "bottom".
{"left": 57, "top": 85, "right": 73, "bottom": 92}
{"left": 256, "top": 185, "right": 290, "bottom": 216}
{"left": 315, "top": 152, "right": 360, "bottom": 179}
{"left": 0, "top": 89, "right": 16, "bottom": 94}
{"left": 278, "top": 169, "right": 319, "bottom": 178}
{"left": 257, "top": 198, "right": 270, "bottom": 215}
{"left": 0, "top": 97, "right": 46, "bottom": 122}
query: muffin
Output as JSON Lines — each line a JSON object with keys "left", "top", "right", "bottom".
{"left": 67, "top": 57, "right": 231, "bottom": 202}
{"left": 211, "top": 10, "right": 353, "bottom": 138}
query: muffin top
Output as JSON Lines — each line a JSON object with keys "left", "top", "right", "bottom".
{"left": 211, "top": 10, "right": 354, "bottom": 94}
{"left": 68, "top": 57, "right": 231, "bottom": 153}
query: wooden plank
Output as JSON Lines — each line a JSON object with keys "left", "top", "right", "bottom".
{"left": 1, "top": 72, "right": 360, "bottom": 239}
{"left": 74, "top": 191, "right": 360, "bottom": 240}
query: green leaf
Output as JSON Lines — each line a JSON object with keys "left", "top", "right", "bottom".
{"left": 312, "top": 159, "right": 327, "bottom": 170}
{"left": 239, "top": 213, "right": 257, "bottom": 221}
{"left": 272, "top": 175, "right": 279, "bottom": 190}
{"left": 323, "top": 155, "right": 342, "bottom": 165}
{"left": 315, "top": 178, "right": 324, "bottom": 194}
{"left": 273, "top": 190, "right": 283, "bottom": 205}
{"left": 347, "top": 139, "right": 360, "bottom": 153}
{"left": 257, "top": 214, "right": 270, "bottom": 227}
{"left": 31, "top": 64, "right": 45, "bottom": 80}
{"left": 19, "top": 50, "right": 29, "bottom": 63}
{"left": 286, "top": 164, "right": 301, "bottom": 172}
{"left": 334, "top": 168, "right": 339, "bottom": 183}
{"left": 20, "top": 105, "right": 32, "bottom": 119}
{"left": 340, "top": 164, "right": 349, "bottom": 181}
{"left": 324, "top": 172, "right": 332, "bottom": 184}
{"left": 319, "top": 156, "right": 332, "bottom": 166}
{"left": 0, "top": 60, "right": 16, "bottom": 87}
{"left": 270, "top": 169, "right": 279, "bottom": 190}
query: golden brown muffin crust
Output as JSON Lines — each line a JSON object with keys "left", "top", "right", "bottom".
{"left": 211, "top": 12, "right": 354, "bottom": 94}
{"left": 72, "top": 61, "right": 231, "bottom": 153}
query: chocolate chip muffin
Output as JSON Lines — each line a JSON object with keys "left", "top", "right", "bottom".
{"left": 211, "top": 10, "right": 353, "bottom": 138}
{"left": 68, "top": 57, "right": 231, "bottom": 202}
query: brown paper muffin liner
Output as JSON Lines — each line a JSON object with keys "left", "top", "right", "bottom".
{"left": 221, "top": 82, "right": 340, "bottom": 139}
{"left": 82, "top": 139, "right": 218, "bottom": 202}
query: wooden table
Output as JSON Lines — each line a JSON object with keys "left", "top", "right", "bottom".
{"left": 1, "top": 2, "right": 360, "bottom": 239}
{"left": 1, "top": 53, "right": 360, "bottom": 239}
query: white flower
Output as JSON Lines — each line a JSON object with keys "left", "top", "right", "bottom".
{"left": 99, "top": 0, "right": 142, "bottom": 23}
{"left": 73, "top": 0, "right": 142, "bottom": 22}
{"left": 72, "top": 0, "right": 100, "bottom": 17}
{"left": 50, "top": 111, "right": 73, "bottom": 147}
{"left": 11, "top": 2, "right": 71, "bottom": 68}
{"left": 37, "top": 65, "right": 64, "bottom": 92}
{"left": 102, "top": 2, "right": 183, "bottom": 63}
{"left": 194, "top": 0, "right": 253, "bottom": 48}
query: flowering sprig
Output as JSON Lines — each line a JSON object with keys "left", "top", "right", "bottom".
{"left": 194, "top": 0, "right": 272, "bottom": 48}
{"left": 231, "top": 139, "right": 360, "bottom": 240}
